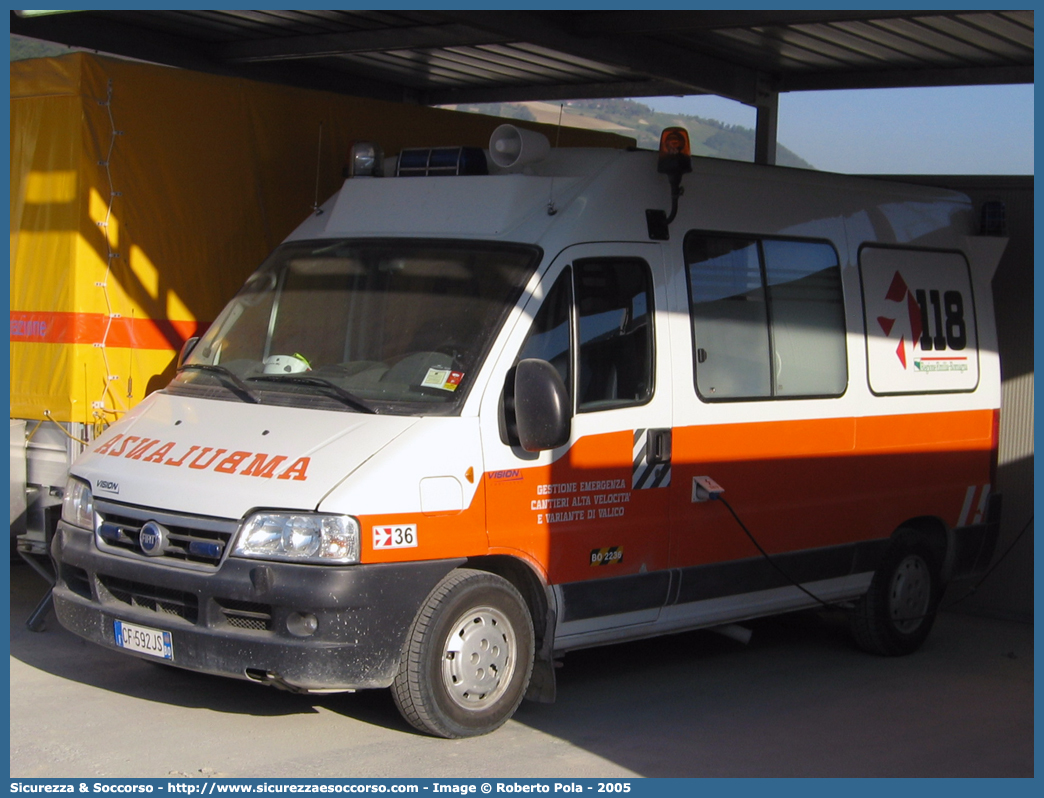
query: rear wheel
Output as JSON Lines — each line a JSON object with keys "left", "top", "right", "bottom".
{"left": 850, "top": 532, "right": 941, "bottom": 656}
{"left": 392, "top": 569, "right": 534, "bottom": 738}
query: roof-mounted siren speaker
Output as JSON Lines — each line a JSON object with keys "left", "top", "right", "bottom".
{"left": 489, "top": 124, "right": 550, "bottom": 170}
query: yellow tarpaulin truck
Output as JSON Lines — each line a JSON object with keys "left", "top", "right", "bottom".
{"left": 9, "top": 53, "right": 631, "bottom": 557}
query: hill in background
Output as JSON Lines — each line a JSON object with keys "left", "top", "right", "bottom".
{"left": 448, "top": 97, "right": 814, "bottom": 169}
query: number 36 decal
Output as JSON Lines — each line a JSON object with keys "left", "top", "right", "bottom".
{"left": 373, "top": 524, "right": 418, "bottom": 549}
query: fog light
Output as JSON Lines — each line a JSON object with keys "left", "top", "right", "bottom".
{"left": 286, "top": 612, "right": 318, "bottom": 638}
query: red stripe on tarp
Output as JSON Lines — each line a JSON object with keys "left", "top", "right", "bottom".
{"left": 10, "top": 311, "right": 206, "bottom": 350}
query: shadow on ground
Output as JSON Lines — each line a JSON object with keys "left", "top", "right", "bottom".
{"left": 9, "top": 560, "right": 1033, "bottom": 776}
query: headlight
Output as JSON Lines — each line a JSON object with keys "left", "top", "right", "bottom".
{"left": 61, "top": 477, "right": 95, "bottom": 530}
{"left": 232, "top": 512, "right": 360, "bottom": 565}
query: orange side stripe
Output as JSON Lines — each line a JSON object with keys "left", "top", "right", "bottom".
{"left": 10, "top": 311, "right": 206, "bottom": 351}
{"left": 673, "top": 410, "right": 994, "bottom": 462}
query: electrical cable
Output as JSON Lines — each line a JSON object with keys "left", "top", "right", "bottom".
{"left": 43, "top": 410, "right": 89, "bottom": 445}
{"left": 23, "top": 418, "right": 45, "bottom": 446}
{"left": 312, "top": 121, "right": 323, "bottom": 215}
{"left": 716, "top": 494, "right": 836, "bottom": 611}
{"left": 715, "top": 490, "right": 1030, "bottom": 622}
{"left": 546, "top": 105, "right": 564, "bottom": 216}
{"left": 941, "top": 514, "right": 1033, "bottom": 610}
{"left": 94, "top": 79, "right": 130, "bottom": 423}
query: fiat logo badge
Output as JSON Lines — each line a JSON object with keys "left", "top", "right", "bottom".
{"left": 139, "top": 521, "right": 168, "bottom": 557}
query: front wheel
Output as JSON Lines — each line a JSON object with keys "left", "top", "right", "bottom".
{"left": 392, "top": 569, "right": 534, "bottom": 738}
{"left": 849, "top": 532, "right": 941, "bottom": 656}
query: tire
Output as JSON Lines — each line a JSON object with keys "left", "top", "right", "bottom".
{"left": 850, "top": 531, "right": 941, "bottom": 656}
{"left": 392, "top": 569, "right": 534, "bottom": 738}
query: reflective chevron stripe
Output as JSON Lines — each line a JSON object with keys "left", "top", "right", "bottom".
{"left": 632, "top": 428, "right": 671, "bottom": 490}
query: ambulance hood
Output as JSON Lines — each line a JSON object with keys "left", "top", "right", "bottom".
{"left": 74, "top": 393, "right": 417, "bottom": 520}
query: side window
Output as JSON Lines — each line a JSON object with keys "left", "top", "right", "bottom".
{"left": 513, "top": 257, "right": 655, "bottom": 415}
{"left": 517, "top": 267, "right": 573, "bottom": 395}
{"left": 502, "top": 268, "right": 573, "bottom": 447}
{"left": 686, "top": 234, "right": 847, "bottom": 400}
{"left": 574, "top": 258, "right": 655, "bottom": 411}
{"left": 686, "top": 237, "right": 771, "bottom": 398}
{"left": 762, "top": 240, "right": 847, "bottom": 397}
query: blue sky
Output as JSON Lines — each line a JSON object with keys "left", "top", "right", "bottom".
{"left": 645, "top": 84, "right": 1034, "bottom": 175}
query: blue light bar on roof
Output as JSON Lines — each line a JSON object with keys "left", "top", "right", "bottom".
{"left": 396, "top": 147, "right": 488, "bottom": 177}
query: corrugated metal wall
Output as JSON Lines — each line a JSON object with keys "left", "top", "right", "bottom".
{"left": 884, "top": 175, "right": 1033, "bottom": 620}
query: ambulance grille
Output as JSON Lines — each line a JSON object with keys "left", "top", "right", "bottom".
{"left": 97, "top": 574, "right": 199, "bottom": 624}
{"left": 93, "top": 499, "right": 238, "bottom": 569}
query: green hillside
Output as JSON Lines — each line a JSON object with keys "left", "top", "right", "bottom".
{"left": 457, "top": 98, "right": 815, "bottom": 169}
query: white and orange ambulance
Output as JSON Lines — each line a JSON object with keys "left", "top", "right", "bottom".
{"left": 52, "top": 125, "right": 1003, "bottom": 737}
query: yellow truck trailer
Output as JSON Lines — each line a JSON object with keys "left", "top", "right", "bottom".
{"left": 10, "top": 53, "right": 630, "bottom": 553}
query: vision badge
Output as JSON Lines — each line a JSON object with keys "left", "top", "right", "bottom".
{"left": 590, "top": 546, "right": 623, "bottom": 566}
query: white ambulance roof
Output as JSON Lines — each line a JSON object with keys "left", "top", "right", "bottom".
{"left": 285, "top": 148, "right": 974, "bottom": 250}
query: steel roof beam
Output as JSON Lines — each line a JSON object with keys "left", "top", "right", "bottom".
{"left": 8, "top": 11, "right": 420, "bottom": 104}
{"left": 423, "top": 79, "right": 705, "bottom": 106}
{"left": 10, "top": 11, "right": 222, "bottom": 75}
{"left": 11, "top": 10, "right": 1032, "bottom": 104}
{"left": 217, "top": 24, "right": 512, "bottom": 63}
{"left": 438, "top": 10, "right": 763, "bottom": 105}
{"left": 783, "top": 64, "right": 1034, "bottom": 91}
{"left": 567, "top": 10, "right": 941, "bottom": 36}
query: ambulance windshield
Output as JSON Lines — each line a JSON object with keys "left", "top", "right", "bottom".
{"left": 172, "top": 239, "right": 540, "bottom": 414}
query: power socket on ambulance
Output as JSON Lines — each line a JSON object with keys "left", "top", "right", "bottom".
{"left": 692, "top": 476, "right": 724, "bottom": 502}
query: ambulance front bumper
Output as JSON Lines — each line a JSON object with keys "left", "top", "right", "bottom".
{"left": 51, "top": 521, "right": 463, "bottom": 691}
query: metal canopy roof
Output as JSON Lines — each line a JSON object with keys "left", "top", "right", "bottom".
{"left": 10, "top": 10, "right": 1034, "bottom": 108}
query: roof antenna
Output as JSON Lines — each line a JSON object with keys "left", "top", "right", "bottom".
{"left": 547, "top": 103, "right": 564, "bottom": 216}
{"left": 313, "top": 121, "right": 324, "bottom": 216}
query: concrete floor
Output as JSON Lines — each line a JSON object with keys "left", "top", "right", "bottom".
{"left": 7, "top": 560, "right": 1034, "bottom": 778}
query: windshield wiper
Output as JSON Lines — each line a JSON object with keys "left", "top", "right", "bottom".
{"left": 178, "top": 364, "right": 259, "bottom": 403}
{"left": 247, "top": 375, "right": 377, "bottom": 414}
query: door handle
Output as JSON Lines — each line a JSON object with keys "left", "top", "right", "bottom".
{"left": 648, "top": 428, "right": 672, "bottom": 465}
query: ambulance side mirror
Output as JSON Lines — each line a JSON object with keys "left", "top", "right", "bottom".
{"left": 513, "top": 358, "right": 571, "bottom": 452}
{"left": 177, "top": 337, "right": 199, "bottom": 369}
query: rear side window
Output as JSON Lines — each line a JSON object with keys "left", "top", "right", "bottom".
{"left": 685, "top": 233, "right": 847, "bottom": 401}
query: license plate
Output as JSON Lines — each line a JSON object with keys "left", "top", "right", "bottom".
{"left": 113, "top": 619, "right": 173, "bottom": 660}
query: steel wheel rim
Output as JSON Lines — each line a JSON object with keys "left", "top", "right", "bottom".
{"left": 889, "top": 554, "right": 931, "bottom": 634}
{"left": 441, "top": 605, "right": 516, "bottom": 711}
